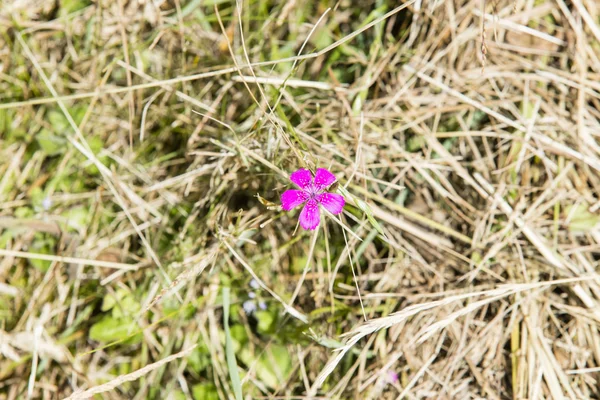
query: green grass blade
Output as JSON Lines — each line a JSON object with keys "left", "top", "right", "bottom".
{"left": 338, "top": 185, "right": 387, "bottom": 238}
{"left": 223, "top": 287, "right": 243, "bottom": 400}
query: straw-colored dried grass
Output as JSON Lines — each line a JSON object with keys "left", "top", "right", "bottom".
{"left": 1, "top": 0, "right": 599, "bottom": 398}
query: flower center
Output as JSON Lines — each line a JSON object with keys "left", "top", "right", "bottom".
{"left": 304, "top": 184, "right": 321, "bottom": 199}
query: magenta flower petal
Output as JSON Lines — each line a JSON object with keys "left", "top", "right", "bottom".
{"left": 316, "top": 192, "right": 345, "bottom": 214}
{"left": 281, "top": 190, "right": 308, "bottom": 211}
{"left": 313, "top": 168, "right": 336, "bottom": 190}
{"left": 281, "top": 168, "right": 345, "bottom": 230}
{"left": 289, "top": 168, "right": 313, "bottom": 189}
{"left": 299, "top": 199, "right": 320, "bottom": 230}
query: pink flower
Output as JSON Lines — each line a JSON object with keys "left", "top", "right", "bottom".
{"left": 387, "top": 370, "right": 399, "bottom": 384}
{"left": 280, "top": 168, "right": 345, "bottom": 230}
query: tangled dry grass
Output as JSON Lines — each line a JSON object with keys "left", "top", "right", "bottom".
{"left": 1, "top": 0, "right": 600, "bottom": 399}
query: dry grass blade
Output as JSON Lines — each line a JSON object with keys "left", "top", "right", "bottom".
{"left": 64, "top": 345, "right": 196, "bottom": 400}
{"left": 0, "top": 249, "right": 138, "bottom": 271}
{"left": 3, "top": 0, "right": 600, "bottom": 398}
{"left": 312, "top": 277, "right": 597, "bottom": 390}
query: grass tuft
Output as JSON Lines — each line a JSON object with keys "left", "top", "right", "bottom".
{"left": 1, "top": 0, "right": 600, "bottom": 398}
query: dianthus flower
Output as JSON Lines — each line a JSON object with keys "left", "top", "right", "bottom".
{"left": 280, "top": 168, "right": 345, "bottom": 230}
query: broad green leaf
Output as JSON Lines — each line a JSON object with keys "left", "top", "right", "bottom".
{"left": 101, "top": 288, "right": 140, "bottom": 318}
{"left": 48, "top": 110, "right": 69, "bottom": 132}
{"left": 170, "top": 390, "right": 188, "bottom": 400}
{"left": 15, "top": 207, "right": 33, "bottom": 218}
{"left": 59, "top": 0, "right": 91, "bottom": 15}
{"left": 256, "top": 344, "right": 292, "bottom": 389}
{"left": 566, "top": 203, "right": 600, "bottom": 232}
{"left": 187, "top": 343, "right": 211, "bottom": 374}
{"left": 407, "top": 135, "right": 425, "bottom": 152}
{"left": 61, "top": 207, "right": 90, "bottom": 233}
{"left": 192, "top": 383, "right": 219, "bottom": 400}
{"left": 28, "top": 234, "right": 56, "bottom": 272}
{"left": 89, "top": 317, "right": 141, "bottom": 344}
{"left": 255, "top": 310, "right": 276, "bottom": 334}
{"left": 37, "top": 129, "right": 67, "bottom": 156}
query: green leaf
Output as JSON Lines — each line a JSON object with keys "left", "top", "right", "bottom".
{"left": 89, "top": 317, "right": 141, "bottom": 344}
{"left": 101, "top": 293, "right": 118, "bottom": 312}
{"left": 61, "top": 206, "right": 90, "bottom": 233}
{"left": 255, "top": 310, "right": 276, "bottom": 334}
{"left": 84, "top": 136, "right": 108, "bottom": 176}
{"left": 170, "top": 390, "right": 188, "bottom": 400}
{"left": 192, "top": 383, "right": 219, "bottom": 400}
{"left": 187, "top": 343, "right": 211, "bottom": 374}
{"left": 256, "top": 344, "right": 292, "bottom": 389}
{"left": 230, "top": 324, "right": 248, "bottom": 348}
{"left": 60, "top": 0, "right": 92, "bottom": 15}
{"left": 101, "top": 288, "right": 141, "bottom": 318}
{"left": 566, "top": 203, "right": 600, "bottom": 232}
{"left": 312, "top": 26, "right": 333, "bottom": 49}
{"left": 291, "top": 255, "right": 308, "bottom": 274}
{"left": 407, "top": 135, "right": 425, "bottom": 152}
{"left": 28, "top": 234, "right": 56, "bottom": 272}
{"left": 36, "top": 129, "right": 67, "bottom": 156}
{"left": 48, "top": 110, "right": 69, "bottom": 132}
{"left": 223, "top": 287, "right": 243, "bottom": 400}
{"left": 0, "top": 230, "right": 16, "bottom": 249}
{"left": 14, "top": 207, "right": 33, "bottom": 219}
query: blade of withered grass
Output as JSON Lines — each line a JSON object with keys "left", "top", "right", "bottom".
{"left": 14, "top": 32, "right": 175, "bottom": 289}
{"left": 287, "top": 225, "right": 320, "bottom": 309}
{"left": 0, "top": 249, "right": 138, "bottom": 271}
{"left": 231, "top": 75, "right": 346, "bottom": 92}
{"left": 340, "top": 217, "right": 367, "bottom": 321}
{"left": 115, "top": 60, "right": 215, "bottom": 113}
{"left": 1, "top": 2, "right": 418, "bottom": 112}
{"left": 65, "top": 345, "right": 196, "bottom": 399}
{"left": 404, "top": 63, "right": 600, "bottom": 172}
{"left": 350, "top": 184, "right": 472, "bottom": 245}
{"left": 312, "top": 276, "right": 598, "bottom": 391}
{"left": 269, "top": 6, "right": 333, "bottom": 112}
{"left": 215, "top": 2, "right": 305, "bottom": 166}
